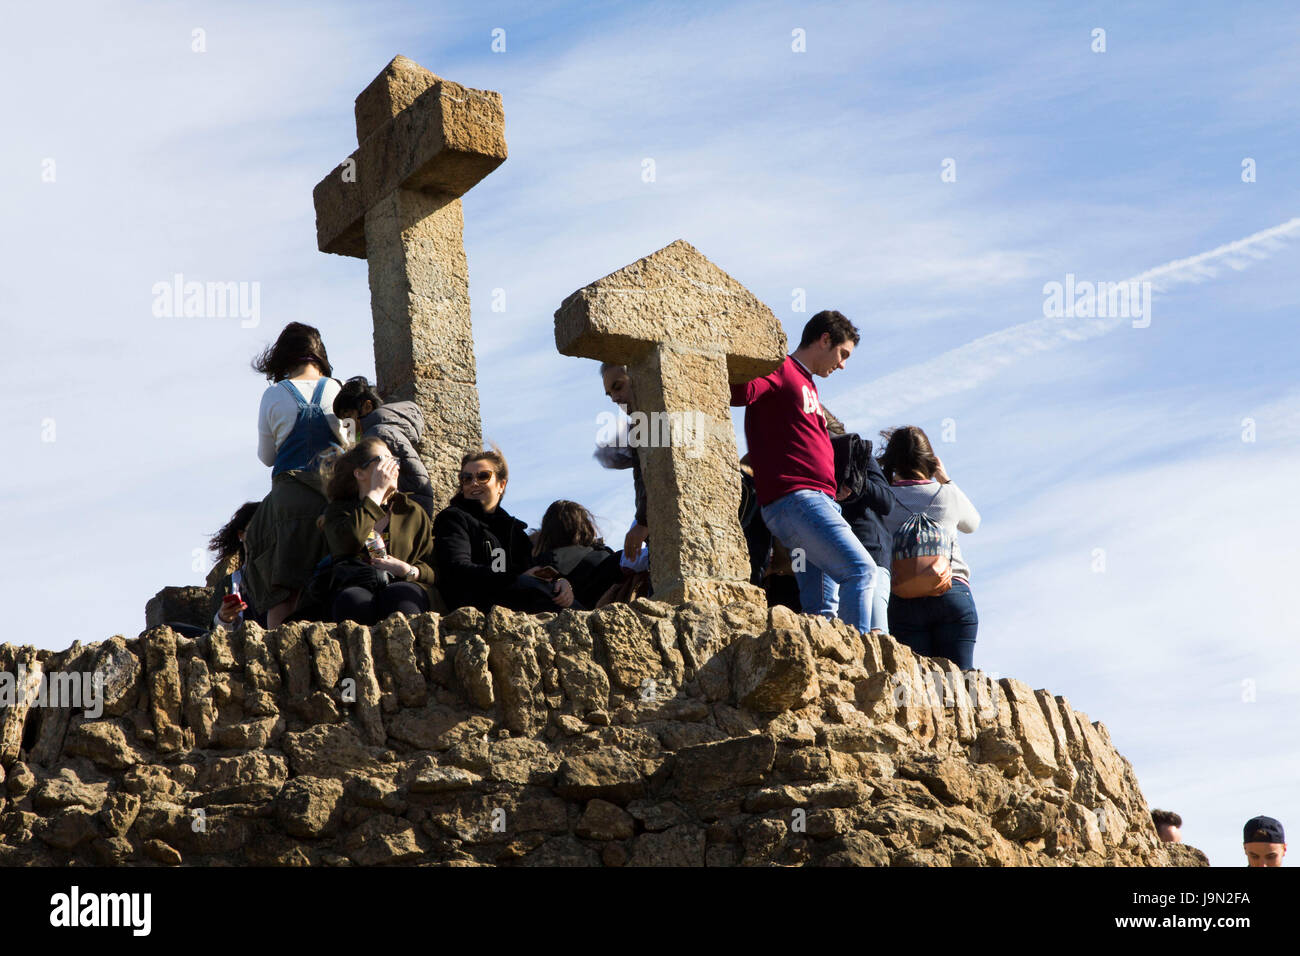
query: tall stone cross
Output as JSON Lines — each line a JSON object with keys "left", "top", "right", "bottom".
{"left": 313, "top": 56, "right": 507, "bottom": 510}
{"left": 555, "top": 240, "right": 786, "bottom": 607}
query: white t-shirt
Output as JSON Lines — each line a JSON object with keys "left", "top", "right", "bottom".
{"left": 257, "top": 377, "right": 350, "bottom": 466}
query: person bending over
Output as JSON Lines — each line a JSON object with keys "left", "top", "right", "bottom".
{"left": 333, "top": 376, "right": 436, "bottom": 516}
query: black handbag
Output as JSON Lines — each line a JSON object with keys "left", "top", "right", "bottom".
{"left": 305, "top": 556, "right": 390, "bottom": 608}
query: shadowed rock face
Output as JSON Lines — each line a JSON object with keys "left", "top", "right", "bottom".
{"left": 0, "top": 601, "right": 1199, "bottom": 867}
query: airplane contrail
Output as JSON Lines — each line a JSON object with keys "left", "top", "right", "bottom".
{"left": 833, "top": 217, "right": 1300, "bottom": 424}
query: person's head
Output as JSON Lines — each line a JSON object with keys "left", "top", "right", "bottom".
{"left": 208, "top": 501, "right": 260, "bottom": 561}
{"left": 600, "top": 363, "right": 635, "bottom": 411}
{"left": 322, "top": 437, "right": 393, "bottom": 502}
{"left": 794, "top": 310, "right": 860, "bottom": 376}
{"left": 878, "top": 426, "right": 940, "bottom": 482}
{"left": 252, "top": 322, "right": 332, "bottom": 382}
{"left": 334, "top": 376, "right": 384, "bottom": 435}
{"left": 459, "top": 445, "right": 509, "bottom": 513}
{"left": 1243, "top": 816, "right": 1287, "bottom": 867}
{"left": 1151, "top": 809, "right": 1183, "bottom": 844}
{"left": 534, "top": 500, "right": 601, "bottom": 556}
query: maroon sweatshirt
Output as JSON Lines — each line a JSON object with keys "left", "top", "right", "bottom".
{"left": 730, "top": 354, "right": 836, "bottom": 506}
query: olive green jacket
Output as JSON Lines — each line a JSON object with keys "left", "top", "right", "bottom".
{"left": 321, "top": 491, "right": 437, "bottom": 602}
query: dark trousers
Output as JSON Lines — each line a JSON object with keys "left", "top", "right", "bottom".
{"left": 332, "top": 582, "right": 430, "bottom": 626}
{"left": 888, "top": 580, "right": 978, "bottom": 670}
{"left": 497, "top": 574, "right": 570, "bottom": 613}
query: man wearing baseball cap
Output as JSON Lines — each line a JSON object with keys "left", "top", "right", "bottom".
{"left": 1242, "top": 815, "right": 1287, "bottom": 866}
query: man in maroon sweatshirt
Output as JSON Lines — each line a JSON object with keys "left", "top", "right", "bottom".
{"left": 730, "top": 310, "right": 878, "bottom": 634}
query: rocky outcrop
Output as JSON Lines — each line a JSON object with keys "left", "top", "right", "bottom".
{"left": 0, "top": 600, "right": 1197, "bottom": 866}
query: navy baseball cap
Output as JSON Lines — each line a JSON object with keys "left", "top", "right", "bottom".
{"left": 1243, "top": 816, "right": 1285, "bottom": 844}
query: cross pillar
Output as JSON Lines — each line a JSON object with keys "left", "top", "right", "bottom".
{"left": 555, "top": 240, "right": 787, "bottom": 607}
{"left": 313, "top": 56, "right": 507, "bottom": 510}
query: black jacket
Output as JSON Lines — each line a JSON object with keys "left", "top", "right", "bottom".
{"left": 534, "top": 544, "right": 623, "bottom": 610}
{"left": 833, "top": 434, "right": 894, "bottom": 566}
{"left": 432, "top": 494, "right": 535, "bottom": 612}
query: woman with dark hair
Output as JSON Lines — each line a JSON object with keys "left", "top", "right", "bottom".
{"left": 532, "top": 500, "right": 623, "bottom": 609}
{"left": 879, "top": 426, "right": 981, "bottom": 669}
{"left": 204, "top": 501, "right": 265, "bottom": 630}
{"left": 333, "top": 376, "right": 435, "bottom": 516}
{"left": 316, "top": 437, "right": 437, "bottom": 625}
{"left": 433, "top": 447, "right": 576, "bottom": 614}
{"left": 241, "top": 322, "right": 349, "bottom": 627}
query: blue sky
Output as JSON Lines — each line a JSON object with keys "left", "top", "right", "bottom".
{"left": 3, "top": 0, "right": 1297, "bottom": 867}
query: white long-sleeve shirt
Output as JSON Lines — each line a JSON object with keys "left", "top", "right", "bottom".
{"left": 882, "top": 479, "right": 981, "bottom": 583}
{"left": 256, "top": 377, "right": 349, "bottom": 466}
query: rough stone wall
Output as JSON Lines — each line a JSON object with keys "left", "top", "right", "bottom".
{"left": 0, "top": 600, "right": 1201, "bottom": 866}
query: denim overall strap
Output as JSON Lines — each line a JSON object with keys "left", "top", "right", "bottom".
{"left": 272, "top": 379, "right": 339, "bottom": 477}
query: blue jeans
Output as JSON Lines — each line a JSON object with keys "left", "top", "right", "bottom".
{"left": 872, "top": 566, "right": 890, "bottom": 635}
{"left": 888, "top": 580, "right": 978, "bottom": 669}
{"left": 760, "top": 489, "right": 877, "bottom": 634}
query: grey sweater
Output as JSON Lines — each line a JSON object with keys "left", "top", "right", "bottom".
{"left": 881, "top": 480, "right": 980, "bottom": 584}
{"left": 360, "top": 401, "right": 434, "bottom": 513}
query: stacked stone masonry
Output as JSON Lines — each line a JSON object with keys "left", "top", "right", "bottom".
{"left": 0, "top": 600, "right": 1206, "bottom": 866}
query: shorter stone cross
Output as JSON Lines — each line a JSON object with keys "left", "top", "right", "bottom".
{"left": 555, "top": 240, "right": 786, "bottom": 606}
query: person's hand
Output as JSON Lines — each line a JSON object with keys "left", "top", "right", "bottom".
{"left": 369, "top": 555, "right": 413, "bottom": 578}
{"left": 933, "top": 457, "right": 951, "bottom": 484}
{"left": 219, "top": 593, "right": 247, "bottom": 624}
{"left": 624, "top": 523, "right": 649, "bottom": 557}
{"left": 836, "top": 483, "right": 851, "bottom": 502}
{"left": 361, "top": 457, "right": 400, "bottom": 501}
{"left": 552, "top": 578, "right": 574, "bottom": 608}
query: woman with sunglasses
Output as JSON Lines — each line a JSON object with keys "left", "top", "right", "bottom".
{"left": 318, "top": 437, "right": 437, "bottom": 624}
{"left": 433, "top": 446, "right": 576, "bottom": 613}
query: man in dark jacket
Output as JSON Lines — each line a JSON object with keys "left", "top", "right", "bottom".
{"left": 334, "top": 377, "right": 436, "bottom": 515}
{"left": 833, "top": 433, "right": 893, "bottom": 635}
{"left": 595, "top": 364, "right": 650, "bottom": 567}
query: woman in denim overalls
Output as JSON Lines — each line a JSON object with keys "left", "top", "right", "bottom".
{"left": 241, "top": 323, "right": 348, "bottom": 627}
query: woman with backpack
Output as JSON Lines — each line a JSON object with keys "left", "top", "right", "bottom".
{"left": 531, "top": 500, "right": 624, "bottom": 609}
{"left": 332, "top": 376, "right": 436, "bottom": 516}
{"left": 879, "top": 426, "right": 981, "bottom": 669}
{"left": 317, "top": 437, "right": 437, "bottom": 625}
{"left": 240, "top": 322, "right": 349, "bottom": 628}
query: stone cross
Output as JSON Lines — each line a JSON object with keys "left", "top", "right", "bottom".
{"left": 555, "top": 239, "right": 786, "bottom": 606}
{"left": 313, "top": 56, "right": 507, "bottom": 510}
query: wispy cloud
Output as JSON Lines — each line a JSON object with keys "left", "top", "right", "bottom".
{"left": 835, "top": 217, "right": 1300, "bottom": 423}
